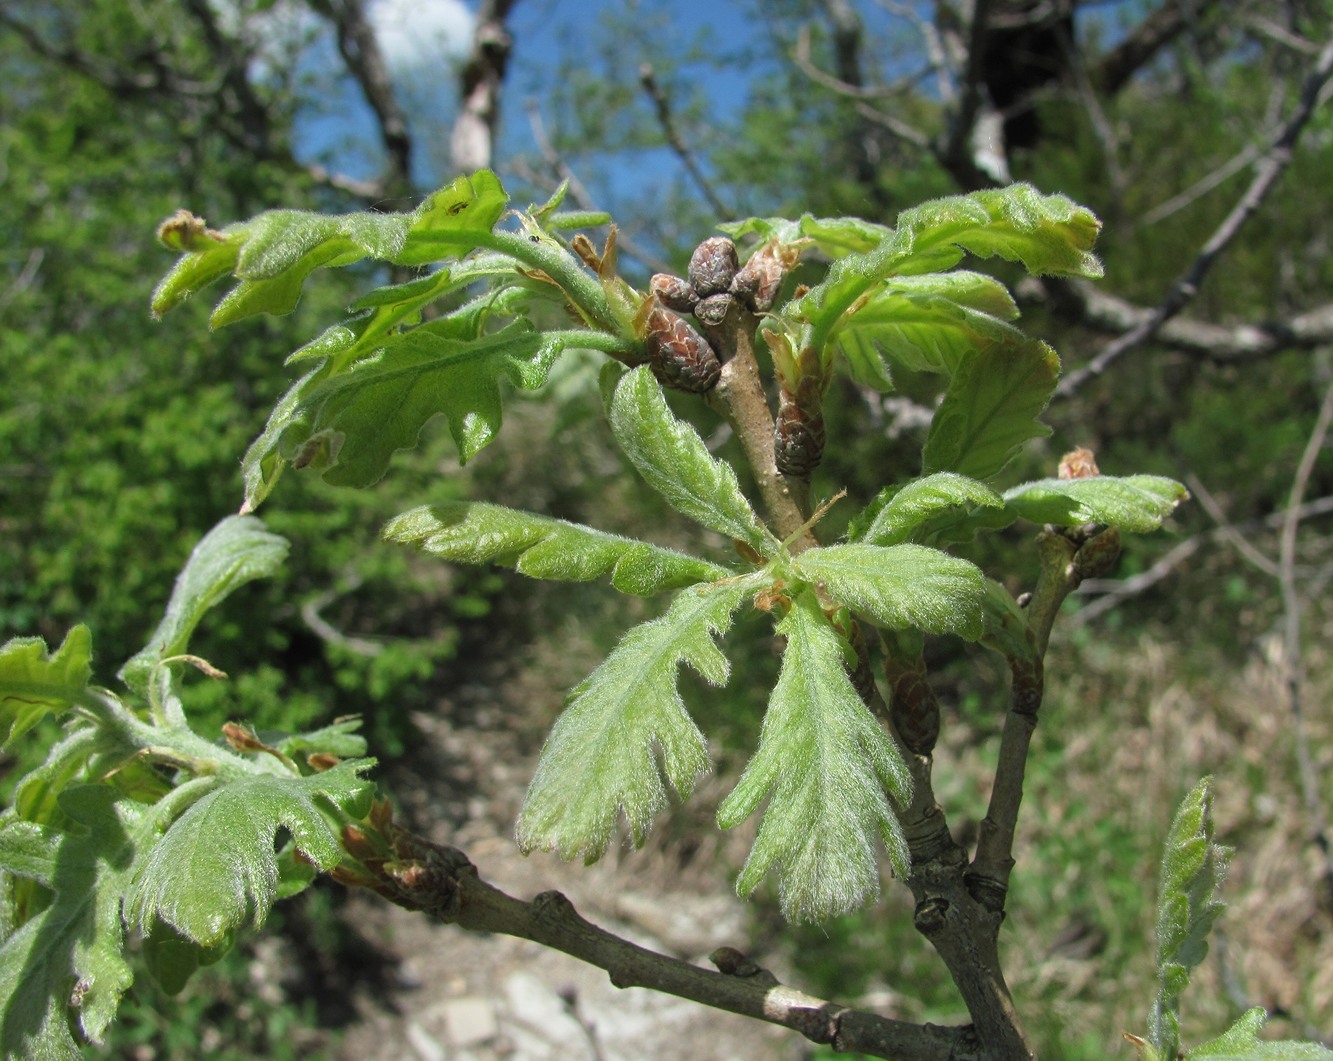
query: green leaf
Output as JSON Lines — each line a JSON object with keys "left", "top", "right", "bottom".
{"left": 1149, "top": 777, "right": 1234, "bottom": 1060}
{"left": 0, "top": 626, "right": 92, "bottom": 748}
{"left": 127, "top": 761, "right": 374, "bottom": 947}
{"left": 1186, "top": 1008, "right": 1333, "bottom": 1059}
{"left": 119, "top": 516, "right": 288, "bottom": 693}
{"left": 835, "top": 272, "right": 1026, "bottom": 387}
{"left": 922, "top": 339, "right": 1059, "bottom": 481}
{"left": 0, "top": 786, "right": 163, "bottom": 1055}
{"left": 789, "top": 185, "right": 1100, "bottom": 359}
{"left": 793, "top": 543, "right": 986, "bottom": 639}
{"left": 717, "top": 590, "right": 911, "bottom": 922}
{"left": 139, "top": 919, "right": 233, "bottom": 997}
{"left": 384, "top": 501, "right": 730, "bottom": 595}
{"left": 605, "top": 366, "right": 769, "bottom": 554}
{"left": 1003, "top": 475, "right": 1189, "bottom": 532}
{"left": 151, "top": 171, "right": 508, "bottom": 322}
{"left": 852, "top": 472, "right": 1004, "bottom": 546}
{"left": 241, "top": 321, "right": 586, "bottom": 508}
{"left": 892, "top": 183, "right": 1103, "bottom": 278}
{"left": 270, "top": 718, "right": 368, "bottom": 762}
{"left": 516, "top": 579, "right": 753, "bottom": 862}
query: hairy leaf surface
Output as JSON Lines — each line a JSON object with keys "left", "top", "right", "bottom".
{"left": 1003, "top": 475, "right": 1188, "bottom": 532}
{"left": 717, "top": 591, "right": 910, "bottom": 922}
{"left": 606, "top": 366, "right": 769, "bottom": 554}
{"left": 1184, "top": 1009, "right": 1333, "bottom": 1059}
{"left": 0, "top": 786, "right": 164, "bottom": 1056}
{"left": 922, "top": 339, "right": 1059, "bottom": 481}
{"left": 127, "top": 761, "right": 374, "bottom": 947}
{"left": 853, "top": 472, "right": 1004, "bottom": 546}
{"left": 516, "top": 579, "right": 753, "bottom": 862}
{"left": 1149, "top": 778, "right": 1233, "bottom": 1060}
{"left": 794, "top": 543, "right": 986, "bottom": 639}
{"left": 385, "top": 502, "right": 729, "bottom": 595}
{"left": 119, "top": 516, "right": 288, "bottom": 693}
{"left": 151, "top": 171, "right": 507, "bottom": 323}
{"left": 241, "top": 321, "right": 597, "bottom": 508}
{"left": 0, "top": 626, "right": 92, "bottom": 748}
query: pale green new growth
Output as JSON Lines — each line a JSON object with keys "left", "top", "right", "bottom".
{"left": 606, "top": 366, "right": 771, "bottom": 554}
{"left": 1185, "top": 1008, "right": 1333, "bottom": 1059}
{"left": 793, "top": 542, "right": 987, "bottom": 640}
{"left": 1003, "top": 475, "right": 1189, "bottom": 532}
{"left": 1149, "top": 778, "right": 1234, "bottom": 1060}
{"left": 119, "top": 515, "right": 288, "bottom": 693}
{"left": 717, "top": 591, "right": 912, "bottom": 922}
{"left": 127, "top": 762, "right": 375, "bottom": 947}
{"left": 854, "top": 472, "right": 1004, "bottom": 547}
{"left": 516, "top": 579, "right": 754, "bottom": 862}
{"left": 0, "top": 624, "right": 92, "bottom": 748}
{"left": 385, "top": 501, "right": 729, "bottom": 595}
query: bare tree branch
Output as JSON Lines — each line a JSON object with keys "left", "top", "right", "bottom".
{"left": 1090, "top": 0, "right": 1221, "bottom": 96}
{"left": 306, "top": 0, "right": 414, "bottom": 203}
{"left": 349, "top": 823, "right": 969, "bottom": 1060}
{"left": 638, "top": 63, "right": 733, "bottom": 219}
{"left": 1058, "top": 33, "right": 1333, "bottom": 397}
{"left": 1277, "top": 375, "right": 1333, "bottom": 908}
{"left": 451, "top": 0, "right": 519, "bottom": 173}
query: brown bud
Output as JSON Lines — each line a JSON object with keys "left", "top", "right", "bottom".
{"left": 693, "top": 292, "right": 735, "bottom": 327}
{"left": 773, "top": 389, "right": 826, "bottom": 478}
{"left": 1072, "top": 526, "right": 1122, "bottom": 580}
{"left": 688, "top": 237, "right": 739, "bottom": 296}
{"left": 644, "top": 304, "right": 721, "bottom": 393}
{"left": 730, "top": 250, "right": 786, "bottom": 312}
{"left": 650, "top": 272, "right": 699, "bottom": 313}
{"left": 1059, "top": 447, "right": 1100, "bottom": 480}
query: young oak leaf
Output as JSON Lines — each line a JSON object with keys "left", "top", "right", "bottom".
{"left": 517, "top": 578, "right": 754, "bottom": 862}
{"left": 1181, "top": 1008, "right": 1333, "bottom": 1060}
{"left": 717, "top": 590, "right": 911, "bottom": 922}
{"left": 605, "top": 365, "right": 770, "bottom": 555}
{"left": 384, "top": 501, "right": 729, "bottom": 596}
{"left": 0, "top": 785, "right": 171, "bottom": 1057}
{"left": 852, "top": 472, "right": 1004, "bottom": 547}
{"left": 793, "top": 542, "right": 986, "bottom": 640}
{"left": 0, "top": 625, "right": 92, "bottom": 749}
{"left": 922, "top": 338, "right": 1060, "bottom": 482}
{"left": 1002, "top": 474, "right": 1188, "bottom": 533}
{"left": 1149, "top": 777, "right": 1233, "bottom": 1061}
{"left": 127, "top": 761, "right": 375, "bottom": 948}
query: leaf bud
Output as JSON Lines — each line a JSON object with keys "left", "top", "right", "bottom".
{"left": 730, "top": 249, "right": 787, "bottom": 312}
{"left": 687, "top": 236, "right": 739, "bottom": 296}
{"left": 692, "top": 292, "right": 735, "bottom": 327}
{"left": 650, "top": 272, "right": 698, "bottom": 313}
{"left": 773, "top": 382, "right": 825, "bottom": 478}
{"left": 1072, "top": 526, "right": 1122, "bottom": 581}
{"left": 644, "top": 303, "right": 722, "bottom": 393}
{"left": 1059, "top": 446, "right": 1100, "bottom": 479}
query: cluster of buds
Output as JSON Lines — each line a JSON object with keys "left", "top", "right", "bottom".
{"left": 640, "top": 236, "right": 795, "bottom": 394}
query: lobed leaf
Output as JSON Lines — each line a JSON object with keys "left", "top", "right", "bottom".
{"left": 516, "top": 579, "right": 753, "bottom": 862}
{"left": 1003, "top": 475, "right": 1188, "bottom": 532}
{"left": 0, "top": 786, "right": 166, "bottom": 1056}
{"left": 1185, "top": 1009, "right": 1333, "bottom": 1059}
{"left": 119, "top": 516, "right": 289, "bottom": 694}
{"left": 150, "top": 171, "right": 508, "bottom": 323}
{"left": 853, "top": 472, "right": 1004, "bottom": 547}
{"left": 241, "top": 321, "right": 596, "bottom": 508}
{"left": 835, "top": 272, "right": 1026, "bottom": 388}
{"left": 793, "top": 543, "right": 986, "bottom": 640}
{"left": 605, "top": 366, "right": 770, "bottom": 554}
{"left": 385, "top": 501, "right": 729, "bottom": 595}
{"left": 127, "top": 761, "right": 375, "bottom": 947}
{"left": 717, "top": 590, "right": 911, "bottom": 922}
{"left": 922, "top": 339, "right": 1059, "bottom": 482}
{"left": 1149, "top": 777, "right": 1234, "bottom": 1060}
{"left": 0, "top": 626, "right": 92, "bottom": 749}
